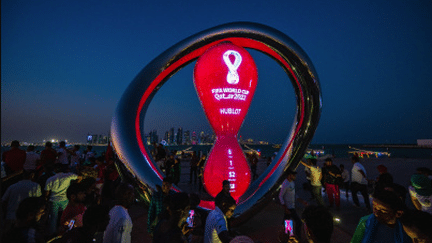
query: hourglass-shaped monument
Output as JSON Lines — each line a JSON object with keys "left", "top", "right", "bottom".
{"left": 193, "top": 42, "right": 258, "bottom": 200}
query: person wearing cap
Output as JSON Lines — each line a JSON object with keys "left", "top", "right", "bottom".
{"left": 279, "top": 170, "right": 307, "bottom": 240}
{"left": 409, "top": 174, "right": 432, "bottom": 214}
{"left": 416, "top": 167, "right": 432, "bottom": 184}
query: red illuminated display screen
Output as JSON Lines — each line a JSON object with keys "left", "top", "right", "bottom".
{"left": 194, "top": 42, "right": 258, "bottom": 200}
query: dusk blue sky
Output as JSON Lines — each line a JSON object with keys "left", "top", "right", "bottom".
{"left": 2, "top": 0, "right": 432, "bottom": 144}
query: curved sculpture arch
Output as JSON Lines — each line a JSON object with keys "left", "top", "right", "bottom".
{"left": 111, "top": 22, "right": 322, "bottom": 223}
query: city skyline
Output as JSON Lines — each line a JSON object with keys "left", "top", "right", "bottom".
{"left": 0, "top": 127, "right": 274, "bottom": 146}
{"left": 2, "top": 1, "right": 432, "bottom": 145}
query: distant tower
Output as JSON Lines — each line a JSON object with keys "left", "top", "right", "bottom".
{"left": 164, "top": 131, "right": 170, "bottom": 144}
{"left": 150, "top": 130, "right": 158, "bottom": 144}
{"left": 148, "top": 131, "right": 153, "bottom": 144}
{"left": 191, "top": 131, "right": 197, "bottom": 145}
{"left": 184, "top": 130, "right": 191, "bottom": 145}
{"left": 92, "top": 135, "right": 99, "bottom": 145}
{"left": 199, "top": 131, "right": 205, "bottom": 145}
{"left": 87, "top": 133, "right": 93, "bottom": 144}
{"left": 145, "top": 133, "right": 151, "bottom": 145}
{"left": 177, "top": 127, "right": 183, "bottom": 145}
{"left": 169, "top": 127, "right": 175, "bottom": 145}
{"left": 101, "top": 135, "right": 108, "bottom": 144}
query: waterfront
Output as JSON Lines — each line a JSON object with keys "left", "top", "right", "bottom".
{"left": 2, "top": 143, "right": 431, "bottom": 159}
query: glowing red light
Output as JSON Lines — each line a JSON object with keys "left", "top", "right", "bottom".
{"left": 194, "top": 42, "right": 258, "bottom": 200}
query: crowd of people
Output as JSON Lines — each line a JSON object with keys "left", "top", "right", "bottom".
{"left": 151, "top": 143, "right": 209, "bottom": 190}
{"left": 281, "top": 155, "right": 432, "bottom": 243}
{"left": 1, "top": 140, "right": 130, "bottom": 243}
{"left": 2, "top": 140, "right": 432, "bottom": 243}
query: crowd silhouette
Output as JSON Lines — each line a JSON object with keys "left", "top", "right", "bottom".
{"left": 2, "top": 141, "right": 432, "bottom": 243}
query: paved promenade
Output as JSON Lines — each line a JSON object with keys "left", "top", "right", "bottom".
{"left": 128, "top": 157, "right": 432, "bottom": 243}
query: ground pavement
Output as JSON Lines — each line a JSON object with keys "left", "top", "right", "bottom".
{"left": 128, "top": 156, "right": 432, "bottom": 243}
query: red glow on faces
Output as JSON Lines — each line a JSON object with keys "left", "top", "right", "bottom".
{"left": 194, "top": 42, "right": 257, "bottom": 200}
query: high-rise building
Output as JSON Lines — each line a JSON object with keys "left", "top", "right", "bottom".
{"left": 87, "top": 133, "right": 93, "bottom": 144}
{"left": 191, "top": 131, "right": 198, "bottom": 145}
{"left": 199, "top": 131, "right": 205, "bottom": 145}
{"left": 164, "top": 131, "right": 170, "bottom": 144}
{"left": 184, "top": 130, "right": 191, "bottom": 145}
{"left": 203, "top": 133, "right": 210, "bottom": 144}
{"left": 147, "top": 131, "right": 152, "bottom": 144}
{"left": 92, "top": 135, "right": 99, "bottom": 144}
{"left": 100, "top": 135, "right": 108, "bottom": 144}
{"left": 151, "top": 130, "right": 158, "bottom": 144}
{"left": 169, "top": 128, "right": 175, "bottom": 145}
{"left": 145, "top": 133, "right": 151, "bottom": 145}
{"left": 177, "top": 127, "right": 183, "bottom": 145}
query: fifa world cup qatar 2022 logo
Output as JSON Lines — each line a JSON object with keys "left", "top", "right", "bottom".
{"left": 194, "top": 42, "right": 258, "bottom": 200}
{"left": 111, "top": 22, "right": 322, "bottom": 220}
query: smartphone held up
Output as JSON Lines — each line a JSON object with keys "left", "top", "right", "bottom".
{"left": 284, "top": 219, "right": 294, "bottom": 236}
{"left": 186, "top": 210, "right": 195, "bottom": 228}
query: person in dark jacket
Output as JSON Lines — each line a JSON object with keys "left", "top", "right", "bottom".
{"left": 322, "top": 158, "right": 342, "bottom": 209}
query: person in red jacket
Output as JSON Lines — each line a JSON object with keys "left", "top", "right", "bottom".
{"left": 40, "top": 141, "right": 57, "bottom": 166}
{"left": 2, "top": 140, "right": 26, "bottom": 175}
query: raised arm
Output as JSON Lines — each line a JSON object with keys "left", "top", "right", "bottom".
{"left": 300, "top": 161, "right": 311, "bottom": 169}
{"left": 410, "top": 194, "right": 423, "bottom": 211}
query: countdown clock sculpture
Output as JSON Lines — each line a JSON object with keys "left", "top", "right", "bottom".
{"left": 111, "top": 22, "right": 322, "bottom": 222}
